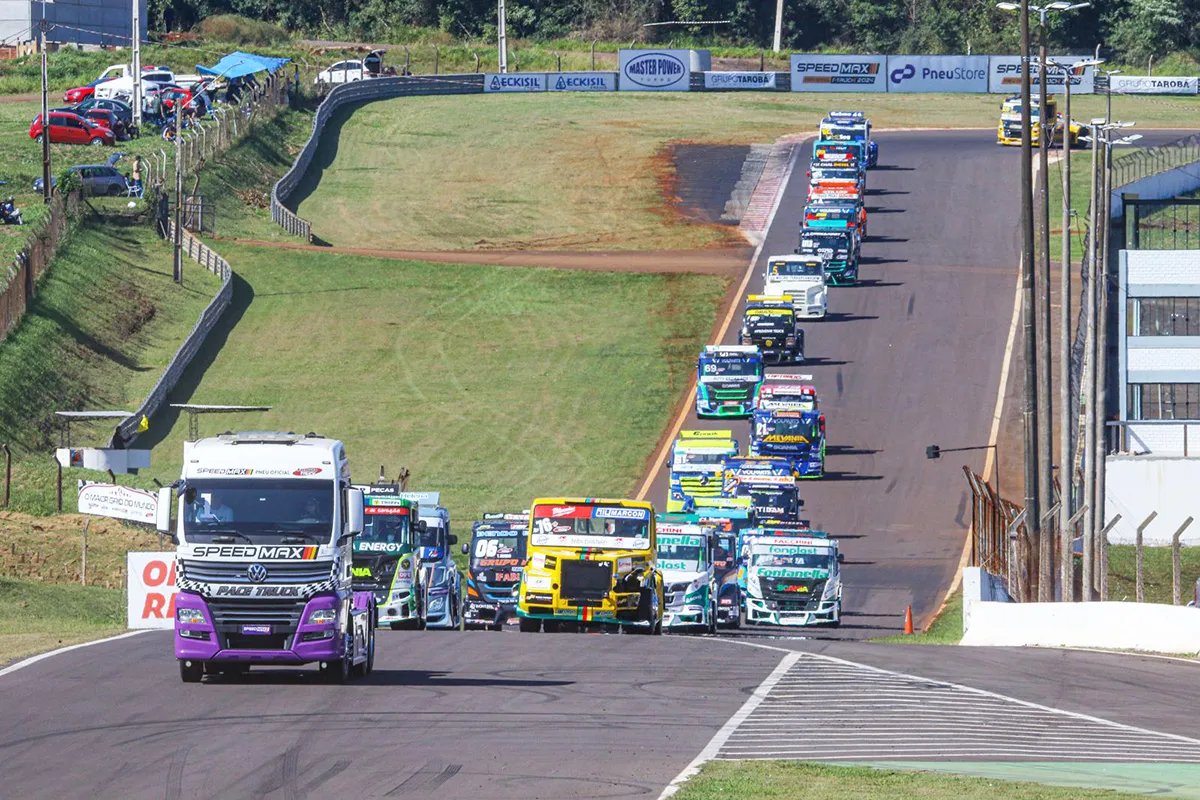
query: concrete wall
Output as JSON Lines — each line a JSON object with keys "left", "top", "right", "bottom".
{"left": 1113, "top": 162, "right": 1200, "bottom": 218}
{"left": 1104, "top": 457, "right": 1200, "bottom": 544}
{"left": 961, "top": 566, "right": 1013, "bottom": 632}
{"left": 961, "top": 599, "right": 1200, "bottom": 654}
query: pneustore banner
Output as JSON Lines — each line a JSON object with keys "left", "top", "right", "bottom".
{"left": 619, "top": 49, "right": 691, "bottom": 91}
{"left": 988, "top": 56, "right": 1096, "bottom": 94}
{"left": 547, "top": 72, "right": 617, "bottom": 92}
{"left": 790, "top": 55, "right": 886, "bottom": 93}
{"left": 127, "top": 552, "right": 177, "bottom": 630}
{"left": 1110, "top": 75, "right": 1198, "bottom": 95}
{"left": 886, "top": 55, "right": 989, "bottom": 93}
{"left": 483, "top": 73, "right": 547, "bottom": 93}
{"left": 703, "top": 71, "right": 777, "bottom": 90}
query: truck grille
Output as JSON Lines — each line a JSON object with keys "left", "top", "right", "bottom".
{"left": 709, "top": 386, "right": 753, "bottom": 402}
{"left": 181, "top": 559, "right": 334, "bottom": 585}
{"left": 678, "top": 475, "right": 722, "bottom": 499}
{"left": 665, "top": 582, "right": 692, "bottom": 606}
{"left": 207, "top": 598, "right": 307, "bottom": 629}
{"left": 763, "top": 579, "right": 826, "bottom": 611}
{"left": 560, "top": 560, "right": 612, "bottom": 604}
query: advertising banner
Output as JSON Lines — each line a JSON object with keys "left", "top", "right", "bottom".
{"left": 703, "top": 71, "right": 777, "bottom": 90}
{"left": 988, "top": 56, "right": 1096, "bottom": 94}
{"left": 886, "top": 55, "right": 989, "bottom": 93}
{"left": 790, "top": 55, "right": 886, "bottom": 93}
{"left": 547, "top": 72, "right": 617, "bottom": 92}
{"left": 483, "top": 73, "right": 547, "bottom": 93}
{"left": 78, "top": 481, "right": 158, "bottom": 524}
{"left": 1110, "top": 75, "right": 1198, "bottom": 95}
{"left": 127, "top": 552, "right": 177, "bottom": 629}
{"left": 619, "top": 49, "right": 691, "bottom": 92}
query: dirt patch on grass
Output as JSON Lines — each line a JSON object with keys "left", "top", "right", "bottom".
{"left": 650, "top": 141, "right": 754, "bottom": 250}
{"left": 0, "top": 511, "right": 163, "bottom": 588}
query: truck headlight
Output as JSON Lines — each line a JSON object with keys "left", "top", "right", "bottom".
{"left": 177, "top": 608, "right": 205, "bottom": 625}
{"left": 429, "top": 597, "right": 446, "bottom": 612}
{"left": 306, "top": 608, "right": 337, "bottom": 625}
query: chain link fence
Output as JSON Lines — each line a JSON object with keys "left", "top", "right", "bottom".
{"left": 1110, "top": 132, "right": 1200, "bottom": 189}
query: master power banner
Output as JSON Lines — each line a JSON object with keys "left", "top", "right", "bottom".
{"left": 547, "top": 72, "right": 617, "bottom": 92}
{"left": 703, "top": 71, "right": 777, "bottom": 90}
{"left": 791, "top": 55, "right": 886, "bottom": 93}
{"left": 619, "top": 49, "right": 691, "bottom": 92}
{"left": 1109, "top": 75, "right": 1198, "bottom": 95}
{"left": 886, "top": 55, "right": 989, "bottom": 92}
{"left": 127, "top": 552, "right": 177, "bottom": 629}
{"left": 988, "top": 56, "right": 1096, "bottom": 94}
{"left": 483, "top": 73, "right": 547, "bottom": 93}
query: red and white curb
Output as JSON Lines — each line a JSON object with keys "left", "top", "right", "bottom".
{"left": 739, "top": 133, "right": 809, "bottom": 246}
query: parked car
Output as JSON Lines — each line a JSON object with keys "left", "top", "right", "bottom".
{"left": 54, "top": 98, "right": 134, "bottom": 126}
{"left": 29, "top": 112, "right": 114, "bottom": 146}
{"left": 314, "top": 52, "right": 388, "bottom": 85}
{"left": 63, "top": 84, "right": 99, "bottom": 104}
{"left": 159, "top": 85, "right": 193, "bottom": 113}
{"left": 34, "top": 162, "right": 130, "bottom": 197}
{"left": 81, "top": 109, "right": 130, "bottom": 141}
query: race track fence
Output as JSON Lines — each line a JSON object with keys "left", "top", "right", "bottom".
{"left": 1111, "top": 132, "right": 1200, "bottom": 189}
{"left": 272, "top": 74, "right": 486, "bottom": 241}
{"left": 0, "top": 190, "right": 78, "bottom": 346}
{"left": 963, "top": 466, "right": 1036, "bottom": 602}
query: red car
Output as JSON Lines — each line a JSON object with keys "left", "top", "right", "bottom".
{"left": 63, "top": 85, "right": 97, "bottom": 104}
{"left": 29, "top": 111, "right": 115, "bottom": 146}
{"left": 159, "top": 86, "right": 192, "bottom": 112}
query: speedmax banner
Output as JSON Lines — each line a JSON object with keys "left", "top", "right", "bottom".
{"left": 791, "top": 55, "right": 886, "bottom": 93}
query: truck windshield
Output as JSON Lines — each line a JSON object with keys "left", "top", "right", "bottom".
{"left": 183, "top": 479, "right": 334, "bottom": 542}
{"left": 673, "top": 450, "right": 727, "bottom": 467}
{"left": 470, "top": 533, "right": 525, "bottom": 567}
{"left": 531, "top": 503, "right": 651, "bottom": 550}
{"left": 800, "top": 233, "right": 849, "bottom": 257}
{"left": 657, "top": 539, "right": 706, "bottom": 571}
{"left": 419, "top": 526, "right": 446, "bottom": 550}
{"left": 700, "top": 356, "right": 761, "bottom": 380}
{"left": 811, "top": 169, "right": 858, "bottom": 182}
{"left": 752, "top": 550, "right": 833, "bottom": 569}
{"left": 360, "top": 512, "right": 412, "bottom": 546}
{"left": 768, "top": 260, "right": 822, "bottom": 277}
{"left": 756, "top": 416, "right": 819, "bottom": 443}
{"left": 736, "top": 485, "right": 800, "bottom": 518}
{"left": 744, "top": 311, "right": 793, "bottom": 334}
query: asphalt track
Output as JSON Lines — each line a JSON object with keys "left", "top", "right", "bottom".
{"left": 646, "top": 130, "right": 1023, "bottom": 637}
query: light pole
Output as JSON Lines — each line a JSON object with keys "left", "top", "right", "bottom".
{"left": 773, "top": 0, "right": 785, "bottom": 52}
{"left": 132, "top": 0, "right": 142, "bottom": 128}
{"left": 497, "top": 0, "right": 508, "bottom": 73}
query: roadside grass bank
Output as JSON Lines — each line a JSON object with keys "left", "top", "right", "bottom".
{"left": 875, "top": 588, "right": 963, "bottom": 644}
{"left": 134, "top": 243, "right": 726, "bottom": 523}
{"left": 673, "top": 760, "right": 1141, "bottom": 799}
{"left": 0, "top": 577, "right": 124, "bottom": 667}
{"left": 290, "top": 91, "right": 1200, "bottom": 253}
{"left": 0, "top": 511, "right": 162, "bottom": 587}
{"left": 1107, "top": 545, "right": 1200, "bottom": 605}
{"left": 0, "top": 217, "right": 221, "bottom": 515}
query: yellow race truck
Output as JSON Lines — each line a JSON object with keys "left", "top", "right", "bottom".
{"left": 997, "top": 94, "right": 1087, "bottom": 147}
{"left": 517, "top": 497, "right": 664, "bottom": 634}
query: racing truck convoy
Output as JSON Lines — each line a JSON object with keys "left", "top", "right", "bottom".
{"left": 667, "top": 430, "right": 739, "bottom": 513}
{"left": 722, "top": 456, "right": 804, "bottom": 525}
{"left": 751, "top": 376, "right": 826, "bottom": 478}
{"left": 743, "top": 532, "right": 842, "bottom": 626}
{"left": 161, "top": 431, "right": 375, "bottom": 683}
{"left": 695, "top": 345, "right": 764, "bottom": 418}
{"left": 350, "top": 485, "right": 422, "bottom": 629}
{"left": 518, "top": 497, "right": 663, "bottom": 633}
{"left": 819, "top": 111, "right": 878, "bottom": 167}
{"left": 740, "top": 296, "right": 805, "bottom": 365}
{"left": 463, "top": 512, "right": 528, "bottom": 630}
{"left": 657, "top": 522, "right": 718, "bottom": 633}
{"left": 762, "top": 255, "right": 827, "bottom": 319}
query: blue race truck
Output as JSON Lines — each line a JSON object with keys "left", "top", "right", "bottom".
{"left": 751, "top": 376, "right": 826, "bottom": 478}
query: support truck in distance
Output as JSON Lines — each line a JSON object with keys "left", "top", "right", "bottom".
{"left": 743, "top": 533, "right": 843, "bottom": 626}
{"left": 518, "top": 498, "right": 663, "bottom": 633}
{"left": 657, "top": 522, "right": 718, "bottom": 633}
{"left": 350, "top": 485, "right": 423, "bottom": 629}
{"left": 752, "top": 376, "right": 826, "bottom": 478}
{"left": 463, "top": 512, "right": 529, "bottom": 630}
{"left": 668, "top": 430, "right": 739, "bottom": 513}
{"left": 695, "top": 345, "right": 764, "bottom": 419}
{"left": 762, "top": 255, "right": 827, "bottom": 319}
{"left": 162, "top": 431, "right": 375, "bottom": 683}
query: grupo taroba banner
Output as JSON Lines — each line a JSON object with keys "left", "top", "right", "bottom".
{"left": 619, "top": 49, "right": 692, "bottom": 92}
{"left": 704, "top": 71, "right": 777, "bottom": 90}
{"left": 78, "top": 480, "right": 158, "bottom": 524}
{"left": 547, "top": 72, "right": 617, "bottom": 92}
{"left": 484, "top": 73, "right": 547, "bottom": 93}
{"left": 988, "top": 56, "right": 1096, "bottom": 94}
{"left": 887, "top": 55, "right": 989, "bottom": 92}
{"left": 790, "top": 55, "right": 886, "bottom": 92}
{"left": 127, "top": 552, "right": 177, "bottom": 630}
{"left": 1110, "top": 75, "right": 1199, "bottom": 95}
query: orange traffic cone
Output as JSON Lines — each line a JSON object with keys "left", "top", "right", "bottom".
{"left": 903, "top": 605, "right": 914, "bottom": 635}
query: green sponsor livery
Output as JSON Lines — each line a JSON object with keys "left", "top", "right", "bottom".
{"left": 659, "top": 560, "right": 692, "bottom": 571}
{"left": 757, "top": 567, "right": 829, "bottom": 579}
{"left": 659, "top": 534, "right": 706, "bottom": 548}
{"left": 766, "top": 545, "right": 827, "bottom": 555}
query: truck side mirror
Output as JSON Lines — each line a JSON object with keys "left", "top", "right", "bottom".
{"left": 418, "top": 519, "right": 428, "bottom": 533}
{"left": 155, "top": 486, "right": 172, "bottom": 533}
{"left": 461, "top": 542, "right": 469, "bottom": 555}
{"left": 448, "top": 533, "right": 458, "bottom": 545}
{"left": 837, "top": 553, "right": 845, "bottom": 563}
{"left": 347, "top": 487, "right": 364, "bottom": 535}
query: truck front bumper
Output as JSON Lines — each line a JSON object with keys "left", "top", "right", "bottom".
{"left": 519, "top": 588, "right": 647, "bottom": 626}
{"left": 746, "top": 596, "right": 839, "bottom": 626}
{"left": 663, "top": 605, "right": 707, "bottom": 629}
{"left": 376, "top": 590, "right": 417, "bottom": 626}
{"left": 174, "top": 591, "right": 347, "bottom": 664}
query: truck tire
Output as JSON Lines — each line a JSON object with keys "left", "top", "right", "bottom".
{"left": 519, "top": 617, "right": 541, "bottom": 633}
{"left": 321, "top": 657, "right": 349, "bottom": 684}
{"left": 353, "top": 627, "right": 375, "bottom": 677}
{"left": 179, "top": 659, "right": 203, "bottom": 683}
{"left": 707, "top": 601, "right": 718, "bottom": 635}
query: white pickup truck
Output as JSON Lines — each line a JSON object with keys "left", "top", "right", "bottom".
{"left": 93, "top": 64, "right": 176, "bottom": 101}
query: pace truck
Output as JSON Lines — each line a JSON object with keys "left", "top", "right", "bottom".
{"left": 161, "top": 431, "right": 375, "bottom": 683}
{"left": 350, "top": 485, "right": 422, "bottom": 629}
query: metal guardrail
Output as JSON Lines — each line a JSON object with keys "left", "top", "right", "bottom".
{"left": 1111, "top": 132, "right": 1200, "bottom": 189}
{"left": 1106, "top": 419, "right": 1200, "bottom": 457}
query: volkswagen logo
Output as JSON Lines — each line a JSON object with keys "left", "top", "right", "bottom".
{"left": 247, "top": 563, "right": 268, "bottom": 583}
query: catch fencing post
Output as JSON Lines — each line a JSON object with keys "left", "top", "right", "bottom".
{"left": 591, "top": 39, "right": 597, "bottom": 70}
{"left": 1172, "top": 517, "right": 1195, "bottom": 605}
{"left": 80, "top": 519, "right": 89, "bottom": 586}
{"left": 1101, "top": 513, "right": 1121, "bottom": 600}
{"left": 1135, "top": 511, "right": 1157, "bottom": 602}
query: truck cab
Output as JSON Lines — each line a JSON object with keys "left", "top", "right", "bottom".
{"left": 798, "top": 229, "right": 859, "bottom": 286}
{"left": 808, "top": 161, "right": 866, "bottom": 194}
{"left": 762, "top": 255, "right": 826, "bottom": 319}
{"left": 518, "top": 498, "right": 663, "bottom": 633}
{"left": 667, "top": 430, "right": 739, "bottom": 513}
{"left": 401, "top": 491, "right": 461, "bottom": 630}
{"left": 740, "top": 296, "right": 805, "bottom": 365}
{"left": 812, "top": 141, "right": 865, "bottom": 175}
{"left": 661, "top": 507, "right": 749, "bottom": 628}
{"left": 752, "top": 376, "right": 826, "bottom": 478}
{"left": 656, "top": 522, "right": 718, "bottom": 633}
{"left": 821, "top": 111, "right": 877, "bottom": 166}
{"left": 163, "top": 431, "right": 374, "bottom": 683}
{"left": 743, "top": 533, "right": 842, "bottom": 626}
{"left": 997, "top": 93, "right": 1084, "bottom": 147}
{"left": 695, "top": 345, "right": 764, "bottom": 419}
{"left": 804, "top": 202, "right": 864, "bottom": 238}
{"left": 350, "top": 484, "right": 422, "bottom": 629}
{"left": 463, "top": 512, "right": 529, "bottom": 630}
{"left": 723, "top": 456, "right": 803, "bottom": 525}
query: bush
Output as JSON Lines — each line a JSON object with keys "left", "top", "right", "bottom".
{"left": 194, "top": 15, "right": 289, "bottom": 46}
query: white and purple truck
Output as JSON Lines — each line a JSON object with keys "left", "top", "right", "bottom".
{"left": 157, "top": 431, "right": 375, "bottom": 683}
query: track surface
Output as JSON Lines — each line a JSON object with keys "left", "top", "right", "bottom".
{"left": 646, "top": 131, "right": 1021, "bottom": 636}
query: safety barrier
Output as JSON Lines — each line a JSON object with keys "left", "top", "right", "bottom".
{"left": 0, "top": 190, "right": 78, "bottom": 345}
{"left": 1111, "top": 132, "right": 1200, "bottom": 189}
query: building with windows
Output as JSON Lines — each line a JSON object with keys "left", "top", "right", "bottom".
{"left": 0, "top": 1, "right": 145, "bottom": 48}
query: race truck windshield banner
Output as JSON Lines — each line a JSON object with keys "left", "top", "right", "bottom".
{"left": 531, "top": 503, "right": 651, "bottom": 549}
{"left": 619, "top": 49, "right": 691, "bottom": 92}
{"left": 484, "top": 73, "right": 547, "bottom": 93}
{"left": 127, "top": 552, "right": 177, "bottom": 629}
{"left": 887, "top": 55, "right": 988, "bottom": 93}
{"left": 704, "top": 71, "right": 776, "bottom": 90}
{"left": 78, "top": 481, "right": 158, "bottom": 524}
{"left": 988, "top": 56, "right": 1096, "bottom": 94}
{"left": 1109, "top": 75, "right": 1198, "bottom": 95}
{"left": 547, "top": 72, "right": 617, "bottom": 92}
{"left": 791, "top": 55, "right": 886, "bottom": 92}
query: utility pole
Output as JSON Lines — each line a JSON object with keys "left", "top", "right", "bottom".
{"left": 132, "top": 0, "right": 142, "bottom": 128}
{"left": 1056, "top": 59, "right": 1074, "bottom": 601}
{"left": 1019, "top": 0, "right": 1042, "bottom": 600}
{"left": 773, "top": 0, "right": 785, "bottom": 53}
{"left": 1081, "top": 129, "right": 1100, "bottom": 601}
{"left": 1035, "top": 21, "right": 1054, "bottom": 601}
{"left": 173, "top": 110, "right": 183, "bottom": 286}
{"left": 497, "top": 0, "right": 508, "bottom": 73}
{"left": 1095, "top": 130, "right": 1113, "bottom": 600}
{"left": 39, "top": 12, "right": 50, "bottom": 204}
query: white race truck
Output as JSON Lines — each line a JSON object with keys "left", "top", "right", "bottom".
{"left": 762, "top": 254, "right": 827, "bottom": 319}
{"left": 743, "top": 532, "right": 842, "bottom": 626}
{"left": 159, "top": 431, "right": 375, "bottom": 683}
{"left": 657, "top": 522, "right": 718, "bottom": 633}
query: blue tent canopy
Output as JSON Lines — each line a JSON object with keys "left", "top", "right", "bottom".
{"left": 197, "top": 51, "right": 291, "bottom": 79}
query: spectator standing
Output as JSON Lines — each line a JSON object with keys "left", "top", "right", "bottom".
{"left": 130, "top": 155, "right": 143, "bottom": 198}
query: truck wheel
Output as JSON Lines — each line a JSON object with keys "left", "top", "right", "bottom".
{"left": 353, "top": 627, "right": 375, "bottom": 677}
{"left": 519, "top": 617, "right": 541, "bottom": 633}
{"left": 179, "top": 659, "right": 203, "bottom": 683}
{"left": 321, "top": 657, "right": 349, "bottom": 684}
{"left": 707, "top": 603, "right": 718, "bottom": 635}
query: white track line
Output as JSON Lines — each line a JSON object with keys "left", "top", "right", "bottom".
{"left": 0, "top": 630, "right": 150, "bottom": 680}
{"left": 657, "top": 651, "right": 801, "bottom": 799}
